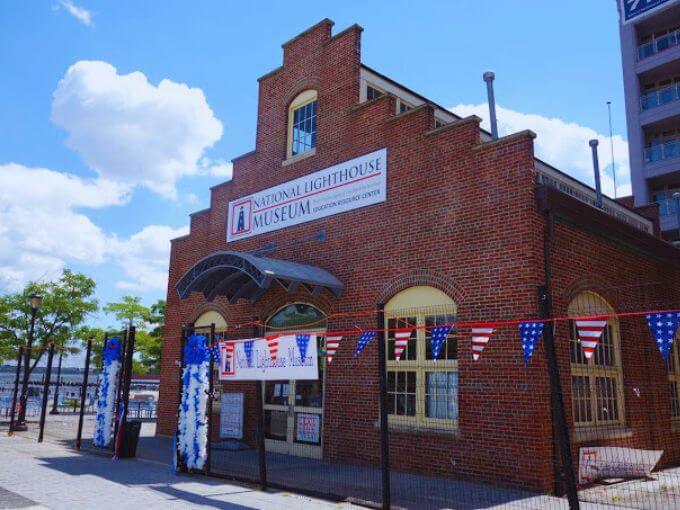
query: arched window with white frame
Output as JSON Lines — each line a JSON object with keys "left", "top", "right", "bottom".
{"left": 568, "top": 291, "right": 625, "bottom": 429}
{"left": 384, "top": 286, "right": 458, "bottom": 430}
{"left": 287, "top": 90, "right": 318, "bottom": 159}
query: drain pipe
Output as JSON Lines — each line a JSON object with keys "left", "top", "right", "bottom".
{"left": 483, "top": 71, "right": 499, "bottom": 140}
{"left": 589, "top": 139, "right": 603, "bottom": 208}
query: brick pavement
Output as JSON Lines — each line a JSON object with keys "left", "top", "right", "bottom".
{"left": 0, "top": 435, "right": 356, "bottom": 510}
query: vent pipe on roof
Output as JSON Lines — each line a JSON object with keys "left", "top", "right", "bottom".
{"left": 589, "top": 139, "right": 603, "bottom": 208}
{"left": 483, "top": 71, "right": 499, "bottom": 140}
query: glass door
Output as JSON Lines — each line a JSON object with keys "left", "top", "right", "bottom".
{"left": 263, "top": 303, "right": 326, "bottom": 459}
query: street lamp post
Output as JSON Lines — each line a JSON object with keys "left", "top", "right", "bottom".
{"left": 12, "top": 293, "right": 43, "bottom": 431}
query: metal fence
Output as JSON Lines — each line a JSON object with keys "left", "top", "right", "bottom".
{"left": 176, "top": 290, "right": 680, "bottom": 509}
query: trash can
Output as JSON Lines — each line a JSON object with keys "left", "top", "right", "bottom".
{"left": 119, "top": 419, "right": 142, "bottom": 458}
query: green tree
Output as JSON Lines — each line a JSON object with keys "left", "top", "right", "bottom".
{"left": 101, "top": 297, "right": 165, "bottom": 374}
{"left": 74, "top": 325, "right": 107, "bottom": 368}
{"left": 103, "top": 295, "right": 151, "bottom": 329}
{"left": 0, "top": 270, "right": 98, "bottom": 370}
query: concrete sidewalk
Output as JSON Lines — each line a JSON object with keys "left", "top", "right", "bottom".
{"left": 0, "top": 435, "right": 356, "bottom": 510}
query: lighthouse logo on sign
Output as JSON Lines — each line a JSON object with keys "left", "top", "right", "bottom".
{"left": 229, "top": 199, "right": 252, "bottom": 237}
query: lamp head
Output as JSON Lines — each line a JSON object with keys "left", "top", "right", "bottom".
{"left": 27, "top": 293, "right": 43, "bottom": 311}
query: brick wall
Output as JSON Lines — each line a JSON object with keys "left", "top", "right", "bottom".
{"left": 158, "top": 19, "right": 680, "bottom": 493}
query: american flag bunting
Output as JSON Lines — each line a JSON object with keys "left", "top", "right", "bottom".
{"left": 430, "top": 325, "right": 453, "bottom": 361}
{"left": 519, "top": 322, "right": 544, "bottom": 363}
{"left": 471, "top": 327, "right": 494, "bottom": 361}
{"left": 646, "top": 312, "right": 680, "bottom": 361}
{"left": 325, "top": 335, "right": 342, "bottom": 364}
{"left": 296, "top": 334, "right": 311, "bottom": 362}
{"left": 393, "top": 328, "right": 413, "bottom": 361}
{"left": 208, "top": 342, "right": 221, "bottom": 361}
{"left": 243, "top": 340, "right": 254, "bottom": 368}
{"left": 355, "top": 331, "right": 376, "bottom": 357}
{"left": 266, "top": 335, "right": 279, "bottom": 361}
{"left": 575, "top": 319, "right": 607, "bottom": 359}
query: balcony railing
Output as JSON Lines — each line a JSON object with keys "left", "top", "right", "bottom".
{"left": 645, "top": 139, "right": 680, "bottom": 163}
{"left": 638, "top": 29, "right": 680, "bottom": 60}
{"left": 641, "top": 84, "right": 680, "bottom": 110}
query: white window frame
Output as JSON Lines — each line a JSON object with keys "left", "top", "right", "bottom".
{"left": 385, "top": 286, "right": 458, "bottom": 430}
{"left": 287, "top": 90, "right": 318, "bottom": 160}
{"left": 569, "top": 292, "right": 626, "bottom": 429}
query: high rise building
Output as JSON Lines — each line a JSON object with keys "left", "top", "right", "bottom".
{"left": 618, "top": 0, "right": 680, "bottom": 241}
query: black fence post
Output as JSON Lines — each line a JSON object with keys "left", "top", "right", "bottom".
{"left": 255, "top": 323, "right": 267, "bottom": 490}
{"left": 541, "top": 209, "right": 579, "bottom": 510}
{"left": 76, "top": 338, "right": 93, "bottom": 450}
{"left": 376, "top": 304, "right": 391, "bottom": 510}
{"left": 205, "top": 323, "right": 216, "bottom": 475}
{"left": 8, "top": 347, "right": 24, "bottom": 436}
{"left": 175, "top": 325, "right": 188, "bottom": 472}
{"left": 115, "top": 326, "right": 136, "bottom": 458}
{"left": 38, "top": 343, "right": 55, "bottom": 443}
{"left": 112, "top": 331, "right": 127, "bottom": 449}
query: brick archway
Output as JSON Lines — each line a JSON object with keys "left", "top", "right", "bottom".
{"left": 376, "top": 270, "right": 465, "bottom": 305}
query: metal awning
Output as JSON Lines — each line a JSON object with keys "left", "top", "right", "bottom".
{"left": 175, "top": 251, "right": 344, "bottom": 303}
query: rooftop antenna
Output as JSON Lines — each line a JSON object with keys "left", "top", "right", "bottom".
{"left": 607, "top": 101, "right": 617, "bottom": 198}
{"left": 483, "top": 71, "right": 499, "bottom": 140}
{"left": 590, "top": 139, "right": 603, "bottom": 208}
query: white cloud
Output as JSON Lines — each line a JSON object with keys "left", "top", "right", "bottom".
{"left": 0, "top": 163, "right": 124, "bottom": 291}
{"left": 200, "top": 158, "right": 233, "bottom": 180}
{"left": 0, "top": 163, "right": 186, "bottom": 293}
{"left": 451, "top": 104, "right": 632, "bottom": 198}
{"left": 59, "top": 1, "right": 93, "bottom": 27}
{"left": 112, "top": 224, "right": 189, "bottom": 292}
{"left": 51, "top": 61, "right": 223, "bottom": 199}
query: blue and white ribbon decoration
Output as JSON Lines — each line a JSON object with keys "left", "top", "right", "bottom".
{"left": 177, "top": 334, "right": 209, "bottom": 470}
{"left": 93, "top": 336, "right": 122, "bottom": 447}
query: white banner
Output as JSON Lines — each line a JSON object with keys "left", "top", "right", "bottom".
{"left": 578, "top": 447, "right": 663, "bottom": 483}
{"left": 218, "top": 334, "right": 319, "bottom": 381}
{"left": 227, "top": 148, "right": 387, "bottom": 242}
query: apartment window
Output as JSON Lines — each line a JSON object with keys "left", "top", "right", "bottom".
{"left": 385, "top": 286, "right": 458, "bottom": 429}
{"left": 398, "top": 100, "right": 413, "bottom": 114}
{"left": 569, "top": 292, "right": 625, "bottom": 428}
{"left": 366, "top": 84, "right": 384, "bottom": 101}
{"left": 667, "top": 339, "right": 680, "bottom": 421}
{"left": 434, "top": 118, "right": 446, "bottom": 129}
{"left": 287, "top": 90, "right": 318, "bottom": 159}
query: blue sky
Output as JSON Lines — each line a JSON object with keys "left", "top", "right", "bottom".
{"left": 0, "top": 1, "right": 629, "bottom": 330}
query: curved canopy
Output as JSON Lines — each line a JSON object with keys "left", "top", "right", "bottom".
{"left": 176, "top": 251, "right": 344, "bottom": 304}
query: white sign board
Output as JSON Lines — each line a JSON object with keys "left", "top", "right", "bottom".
{"left": 227, "top": 148, "right": 387, "bottom": 242}
{"left": 219, "top": 392, "right": 244, "bottom": 439}
{"left": 296, "top": 413, "right": 321, "bottom": 444}
{"left": 578, "top": 447, "right": 663, "bottom": 483}
{"left": 219, "top": 334, "right": 318, "bottom": 381}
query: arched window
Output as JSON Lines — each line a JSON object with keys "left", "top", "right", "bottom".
{"left": 287, "top": 90, "right": 318, "bottom": 159}
{"left": 194, "top": 310, "right": 228, "bottom": 337}
{"left": 384, "top": 286, "right": 458, "bottom": 430}
{"left": 266, "top": 303, "right": 326, "bottom": 330}
{"left": 568, "top": 291, "right": 625, "bottom": 428}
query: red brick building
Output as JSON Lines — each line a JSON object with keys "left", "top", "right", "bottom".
{"left": 158, "top": 19, "right": 680, "bottom": 493}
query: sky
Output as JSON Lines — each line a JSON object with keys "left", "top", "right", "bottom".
{"left": 0, "top": 0, "right": 630, "bottom": 331}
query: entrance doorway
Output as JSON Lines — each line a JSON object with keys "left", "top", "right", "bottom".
{"left": 262, "top": 303, "right": 326, "bottom": 459}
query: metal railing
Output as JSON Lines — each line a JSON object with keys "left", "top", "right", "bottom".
{"left": 638, "top": 29, "right": 680, "bottom": 60}
{"left": 645, "top": 139, "right": 680, "bottom": 163}
{"left": 641, "top": 84, "right": 680, "bottom": 110}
